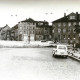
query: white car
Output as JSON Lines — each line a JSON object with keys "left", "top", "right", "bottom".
{"left": 43, "top": 41, "right": 55, "bottom": 47}
{"left": 52, "top": 44, "right": 68, "bottom": 58}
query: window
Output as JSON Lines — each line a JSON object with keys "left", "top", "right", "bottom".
{"left": 63, "top": 28, "right": 66, "bottom": 33}
{"left": 58, "top": 29, "right": 61, "bottom": 33}
{"left": 20, "top": 31, "right": 22, "bottom": 34}
{"left": 70, "top": 16, "right": 75, "bottom": 19}
{"left": 68, "top": 35, "right": 70, "bottom": 38}
{"left": 24, "top": 31, "right": 26, "bottom": 34}
{"left": 68, "top": 22, "right": 71, "bottom": 26}
{"left": 79, "top": 22, "right": 80, "bottom": 26}
{"left": 33, "top": 27, "right": 35, "bottom": 30}
{"left": 68, "top": 29, "right": 71, "bottom": 33}
{"left": 58, "top": 35, "right": 60, "bottom": 40}
{"left": 58, "top": 46, "right": 66, "bottom": 50}
{"left": 73, "top": 28, "right": 76, "bottom": 33}
{"left": 45, "top": 27, "right": 47, "bottom": 30}
{"left": 24, "top": 26, "right": 26, "bottom": 29}
{"left": 19, "top": 26, "right": 22, "bottom": 29}
{"left": 63, "top": 35, "right": 66, "bottom": 39}
{"left": 52, "top": 30, "right": 54, "bottom": 33}
{"left": 63, "top": 23, "right": 66, "bottom": 26}
{"left": 33, "top": 31, "right": 34, "bottom": 34}
{"left": 73, "top": 22, "right": 76, "bottom": 26}
{"left": 58, "top": 23, "right": 61, "bottom": 27}
{"left": 33, "top": 23, "right": 35, "bottom": 25}
{"left": 73, "top": 35, "right": 75, "bottom": 38}
{"left": 39, "top": 31, "right": 41, "bottom": 34}
{"left": 38, "top": 23, "right": 43, "bottom": 25}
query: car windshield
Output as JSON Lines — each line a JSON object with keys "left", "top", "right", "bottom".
{"left": 58, "top": 46, "right": 66, "bottom": 50}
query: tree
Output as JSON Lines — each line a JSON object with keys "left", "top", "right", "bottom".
{"left": 75, "top": 25, "right": 80, "bottom": 48}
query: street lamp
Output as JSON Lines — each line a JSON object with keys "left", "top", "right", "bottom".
{"left": 79, "top": 33, "right": 80, "bottom": 44}
{"left": 68, "top": 38, "right": 70, "bottom": 44}
{"left": 73, "top": 37, "right": 76, "bottom": 48}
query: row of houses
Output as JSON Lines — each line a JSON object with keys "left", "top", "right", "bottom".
{"left": 0, "top": 12, "right": 80, "bottom": 44}
{"left": 52, "top": 12, "right": 80, "bottom": 44}
{"left": 0, "top": 18, "right": 52, "bottom": 42}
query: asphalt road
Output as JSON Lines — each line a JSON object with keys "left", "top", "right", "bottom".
{"left": 0, "top": 48, "right": 80, "bottom": 80}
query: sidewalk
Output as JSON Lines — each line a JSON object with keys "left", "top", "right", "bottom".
{"left": 0, "top": 40, "right": 47, "bottom": 48}
{"left": 68, "top": 50, "right": 80, "bottom": 61}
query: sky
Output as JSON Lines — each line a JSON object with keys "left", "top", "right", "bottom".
{"left": 0, "top": 0, "right": 80, "bottom": 27}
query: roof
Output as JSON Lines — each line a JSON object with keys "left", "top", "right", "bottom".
{"left": 52, "top": 12, "right": 80, "bottom": 23}
{"left": 19, "top": 18, "right": 49, "bottom": 24}
{"left": 20, "top": 18, "right": 36, "bottom": 22}
{"left": 36, "top": 20, "right": 48, "bottom": 23}
{"left": 0, "top": 24, "right": 10, "bottom": 31}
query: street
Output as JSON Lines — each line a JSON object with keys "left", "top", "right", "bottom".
{"left": 0, "top": 48, "right": 80, "bottom": 80}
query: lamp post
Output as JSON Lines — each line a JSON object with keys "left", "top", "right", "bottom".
{"left": 68, "top": 38, "right": 70, "bottom": 44}
{"left": 73, "top": 37, "right": 76, "bottom": 48}
{"left": 79, "top": 33, "right": 80, "bottom": 44}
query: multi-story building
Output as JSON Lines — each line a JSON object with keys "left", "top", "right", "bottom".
{"left": 35, "top": 21, "right": 52, "bottom": 40}
{"left": 18, "top": 18, "right": 36, "bottom": 41}
{"left": 10, "top": 24, "right": 18, "bottom": 41}
{"left": 18, "top": 18, "right": 52, "bottom": 42}
{"left": 52, "top": 12, "right": 80, "bottom": 44}
{"left": 0, "top": 24, "right": 10, "bottom": 40}
{"left": 6, "top": 29, "right": 11, "bottom": 40}
{"left": 5, "top": 24, "right": 18, "bottom": 41}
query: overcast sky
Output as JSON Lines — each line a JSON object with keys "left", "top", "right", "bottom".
{"left": 0, "top": 0, "right": 80, "bottom": 27}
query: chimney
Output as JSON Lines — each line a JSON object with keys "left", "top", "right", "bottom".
{"left": 76, "top": 12, "right": 78, "bottom": 15}
{"left": 76, "top": 12, "right": 79, "bottom": 20}
{"left": 64, "top": 13, "right": 66, "bottom": 17}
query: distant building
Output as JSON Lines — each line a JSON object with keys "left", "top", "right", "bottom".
{"left": 10, "top": 24, "right": 18, "bottom": 41}
{"left": 0, "top": 24, "right": 10, "bottom": 40}
{"left": 18, "top": 18, "right": 52, "bottom": 42}
{"left": 35, "top": 21, "right": 52, "bottom": 41}
{"left": 52, "top": 12, "right": 80, "bottom": 44}
{"left": 18, "top": 18, "right": 36, "bottom": 41}
{"left": 6, "top": 29, "right": 11, "bottom": 40}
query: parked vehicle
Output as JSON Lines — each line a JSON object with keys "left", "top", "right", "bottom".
{"left": 43, "top": 41, "right": 55, "bottom": 47}
{"left": 52, "top": 44, "right": 68, "bottom": 58}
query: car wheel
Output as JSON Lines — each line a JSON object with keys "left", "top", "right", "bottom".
{"left": 53, "top": 52, "right": 56, "bottom": 57}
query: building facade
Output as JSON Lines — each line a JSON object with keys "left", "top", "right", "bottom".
{"left": 52, "top": 12, "right": 80, "bottom": 44}
{"left": 18, "top": 18, "right": 52, "bottom": 42}
{"left": 35, "top": 21, "right": 52, "bottom": 41}
{"left": 10, "top": 24, "right": 18, "bottom": 41}
{"left": 0, "top": 24, "right": 10, "bottom": 40}
{"left": 18, "top": 18, "right": 36, "bottom": 42}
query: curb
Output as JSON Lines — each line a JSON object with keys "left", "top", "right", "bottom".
{"left": 69, "top": 55, "right": 80, "bottom": 62}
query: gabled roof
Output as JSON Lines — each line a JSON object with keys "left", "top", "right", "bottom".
{"left": 19, "top": 18, "right": 48, "bottom": 24}
{"left": 52, "top": 12, "right": 80, "bottom": 23}
{"left": 0, "top": 24, "right": 10, "bottom": 31}
{"left": 20, "top": 18, "right": 36, "bottom": 22}
{"left": 36, "top": 20, "right": 48, "bottom": 23}
{"left": 13, "top": 24, "right": 18, "bottom": 29}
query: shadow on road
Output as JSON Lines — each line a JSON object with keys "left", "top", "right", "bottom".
{"left": 53, "top": 56, "right": 68, "bottom": 59}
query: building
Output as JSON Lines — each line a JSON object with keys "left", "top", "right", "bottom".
{"left": 6, "top": 29, "right": 11, "bottom": 40}
{"left": 0, "top": 24, "right": 10, "bottom": 40}
{"left": 10, "top": 24, "right": 18, "bottom": 41}
{"left": 35, "top": 21, "right": 52, "bottom": 41}
{"left": 18, "top": 18, "right": 52, "bottom": 42}
{"left": 18, "top": 18, "right": 36, "bottom": 42}
{"left": 52, "top": 12, "right": 80, "bottom": 44}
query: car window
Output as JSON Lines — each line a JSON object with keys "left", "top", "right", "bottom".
{"left": 58, "top": 46, "right": 66, "bottom": 50}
